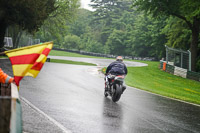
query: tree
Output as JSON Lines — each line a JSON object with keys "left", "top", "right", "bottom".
{"left": 131, "top": 14, "right": 167, "bottom": 59}
{"left": 106, "top": 29, "right": 129, "bottom": 55}
{"left": 61, "top": 35, "right": 81, "bottom": 50}
{"left": 162, "top": 17, "right": 191, "bottom": 50}
{"left": 90, "top": 0, "right": 133, "bottom": 45}
{"left": 0, "top": 0, "right": 56, "bottom": 48}
{"left": 132, "top": 0, "right": 200, "bottom": 71}
{"left": 6, "top": 25, "right": 23, "bottom": 48}
{"left": 81, "top": 30, "right": 104, "bottom": 53}
{"left": 35, "top": 0, "right": 79, "bottom": 47}
{"left": 69, "top": 9, "right": 92, "bottom": 37}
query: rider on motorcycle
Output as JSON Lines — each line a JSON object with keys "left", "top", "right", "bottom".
{"left": 105, "top": 56, "right": 128, "bottom": 93}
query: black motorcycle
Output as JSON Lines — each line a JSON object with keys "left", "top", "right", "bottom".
{"left": 104, "top": 74, "right": 126, "bottom": 102}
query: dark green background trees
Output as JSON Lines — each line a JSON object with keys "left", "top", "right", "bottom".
{"left": 61, "top": 0, "right": 167, "bottom": 60}
{"left": 0, "top": 0, "right": 57, "bottom": 48}
{"left": 0, "top": 0, "right": 79, "bottom": 48}
{"left": 1, "top": 0, "right": 199, "bottom": 71}
{"left": 132, "top": 0, "right": 200, "bottom": 71}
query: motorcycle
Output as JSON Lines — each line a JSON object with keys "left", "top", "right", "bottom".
{"left": 104, "top": 74, "right": 126, "bottom": 102}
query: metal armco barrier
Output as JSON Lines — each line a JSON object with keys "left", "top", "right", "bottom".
{"left": 0, "top": 83, "right": 22, "bottom": 133}
{"left": 160, "top": 61, "right": 200, "bottom": 82}
{"left": 166, "top": 64, "right": 175, "bottom": 74}
{"left": 174, "top": 66, "right": 187, "bottom": 78}
{"left": 187, "top": 71, "right": 200, "bottom": 81}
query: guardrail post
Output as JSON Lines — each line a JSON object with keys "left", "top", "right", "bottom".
{"left": 165, "top": 45, "right": 168, "bottom": 63}
{"left": 181, "top": 53, "right": 183, "bottom": 68}
{"left": 188, "top": 50, "right": 191, "bottom": 71}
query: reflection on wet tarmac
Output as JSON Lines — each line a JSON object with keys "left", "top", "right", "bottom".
{"left": 102, "top": 98, "right": 123, "bottom": 133}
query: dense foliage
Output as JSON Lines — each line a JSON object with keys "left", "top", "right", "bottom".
{"left": 132, "top": 0, "right": 200, "bottom": 71}
{"left": 3, "top": 0, "right": 199, "bottom": 71}
{"left": 0, "top": 0, "right": 79, "bottom": 48}
{"left": 35, "top": 0, "right": 79, "bottom": 48}
{"left": 53, "top": 0, "right": 167, "bottom": 60}
{"left": 0, "top": 0, "right": 57, "bottom": 48}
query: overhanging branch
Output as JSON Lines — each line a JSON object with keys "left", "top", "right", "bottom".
{"left": 170, "top": 12, "right": 193, "bottom": 30}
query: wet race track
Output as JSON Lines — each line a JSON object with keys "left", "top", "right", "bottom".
{"left": 16, "top": 56, "right": 200, "bottom": 133}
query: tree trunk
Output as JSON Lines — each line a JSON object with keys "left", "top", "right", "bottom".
{"left": 0, "top": 20, "right": 7, "bottom": 48}
{"left": 12, "top": 26, "right": 19, "bottom": 48}
{"left": 190, "top": 18, "right": 200, "bottom": 71}
{"left": 15, "top": 31, "right": 22, "bottom": 48}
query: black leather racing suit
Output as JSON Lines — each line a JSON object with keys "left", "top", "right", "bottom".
{"left": 106, "top": 61, "right": 127, "bottom": 75}
{"left": 105, "top": 61, "right": 127, "bottom": 93}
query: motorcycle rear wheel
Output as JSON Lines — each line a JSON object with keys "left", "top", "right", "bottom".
{"left": 104, "top": 89, "right": 108, "bottom": 97}
{"left": 112, "top": 84, "right": 122, "bottom": 102}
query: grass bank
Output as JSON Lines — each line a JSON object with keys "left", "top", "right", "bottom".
{"left": 49, "top": 50, "right": 97, "bottom": 58}
{"left": 125, "top": 61, "right": 200, "bottom": 105}
{"left": 50, "top": 59, "right": 96, "bottom": 66}
{"left": 0, "top": 56, "right": 7, "bottom": 58}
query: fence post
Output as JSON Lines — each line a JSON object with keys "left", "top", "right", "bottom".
{"left": 165, "top": 45, "right": 168, "bottom": 63}
{"left": 188, "top": 50, "right": 191, "bottom": 71}
{"left": 181, "top": 52, "right": 183, "bottom": 68}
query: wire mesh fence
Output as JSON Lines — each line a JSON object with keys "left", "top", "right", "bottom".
{"left": 165, "top": 45, "right": 191, "bottom": 71}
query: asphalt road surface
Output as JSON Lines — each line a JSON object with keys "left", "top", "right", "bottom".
{"left": 1, "top": 57, "right": 200, "bottom": 133}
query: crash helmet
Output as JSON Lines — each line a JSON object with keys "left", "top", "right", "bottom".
{"left": 116, "top": 56, "right": 123, "bottom": 62}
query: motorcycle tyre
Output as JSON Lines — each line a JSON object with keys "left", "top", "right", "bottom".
{"left": 104, "top": 89, "right": 108, "bottom": 97}
{"left": 112, "top": 84, "right": 122, "bottom": 102}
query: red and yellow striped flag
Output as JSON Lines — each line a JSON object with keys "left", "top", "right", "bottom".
{"left": 4, "top": 42, "right": 53, "bottom": 87}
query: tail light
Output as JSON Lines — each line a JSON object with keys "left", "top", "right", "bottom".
{"left": 116, "top": 75, "right": 125, "bottom": 78}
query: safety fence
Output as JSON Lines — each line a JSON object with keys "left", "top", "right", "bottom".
{"left": 160, "top": 61, "right": 200, "bottom": 82}
{"left": 165, "top": 45, "right": 191, "bottom": 71}
{"left": 0, "top": 83, "right": 22, "bottom": 133}
{"left": 53, "top": 48, "right": 156, "bottom": 61}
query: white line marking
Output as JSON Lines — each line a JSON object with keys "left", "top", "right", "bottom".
{"left": 20, "top": 97, "right": 72, "bottom": 133}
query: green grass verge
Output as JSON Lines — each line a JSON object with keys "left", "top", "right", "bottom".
{"left": 125, "top": 61, "right": 200, "bottom": 105}
{"left": 0, "top": 56, "right": 7, "bottom": 58}
{"left": 50, "top": 59, "right": 96, "bottom": 66}
{"left": 49, "top": 50, "right": 97, "bottom": 58}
